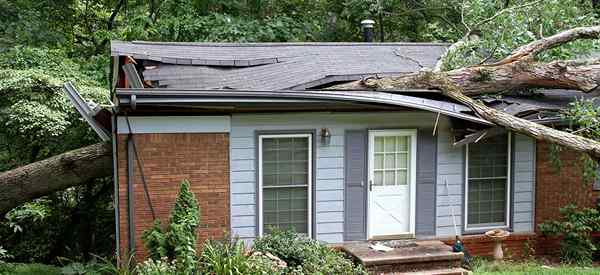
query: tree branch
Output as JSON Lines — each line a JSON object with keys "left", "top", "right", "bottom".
{"left": 491, "top": 25, "right": 600, "bottom": 65}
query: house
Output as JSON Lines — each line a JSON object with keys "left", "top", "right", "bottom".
{"left": 66, "top": 40, "right": 600, "bottom": 260}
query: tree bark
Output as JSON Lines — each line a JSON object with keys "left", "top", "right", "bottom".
{"left": 0, "top": 143, "right": 112, "bottom": 214}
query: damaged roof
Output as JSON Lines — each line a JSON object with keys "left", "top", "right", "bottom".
{"left": 111, "top": 41, "right": 448, "bottom": 90}
{"left": 110, "top": 40, "right": 595, "bottom": 125}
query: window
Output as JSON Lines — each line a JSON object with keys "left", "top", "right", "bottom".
{"left": 259, "top": 134, "right": 312, "bottom": 237}
{"left": 465, "top": 134, "right": 511, "bottom": 230}
{"left": 373, "top": 135, "right": 411, "bottom": 186}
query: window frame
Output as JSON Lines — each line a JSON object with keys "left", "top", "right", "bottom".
{"left": 464, "top": 133, "right": 512, "bottom": 232}
{"left": 258, "top": 133, "right": 313, "bottom": 237}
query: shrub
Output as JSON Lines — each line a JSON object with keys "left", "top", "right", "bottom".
{"left": 252, "top": 229, "right": 366, "bottom": 274}
{"left": 136, "top": 258, "right": 177, "bottom": 275}
{"left": 142, "top": 180, "right": 200, "bottom": 274}
{"left": 539, "top": 204, "right": 600, "bottom": 265}
{"left": 199, "top": 237, "right": 282, "bottom": 275}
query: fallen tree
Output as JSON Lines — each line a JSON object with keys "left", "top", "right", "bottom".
{"left": 0, "top": 143, "right": 112, "bottom": 214}
{"left": 1, "top": 25, "right": 600, "bottom": 213}
{"left": 332, "top": 25, "right": 600, "bottom": 159}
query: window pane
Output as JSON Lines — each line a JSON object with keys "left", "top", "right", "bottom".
{"left": 396, "top": 153, "right": 408, "bottom": 169}
{"left": 384, "top": 171, "right": 395, "bottom": 186}
{"left": 384, "top": 136, "right": 396, "bottom": 151}
{"left": 374, "top": 171, "right": 383, "bottom": 186}
{"left": 466, "top": 134, "right": 508, "bottom": 228}
{"left": 375, "top": 153, "right": 384, "bottom": 169}
{"left": 375, "top": 137, "right": 384, "bottom": 152}
{"left": 385, "top": 154, "right": 395, "bottom": 169}
{"left": 397, "top": 136, "right": 408, "bottom": 151}
{"left": 262, "top": 136, "right": 310, "bottom": 235}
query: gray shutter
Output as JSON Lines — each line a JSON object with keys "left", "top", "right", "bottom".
{"left": 416, "top": 128, "right": 437, "bottom": 237}
{"left": 344, "top": 130, "right": 367, "bottom": 241}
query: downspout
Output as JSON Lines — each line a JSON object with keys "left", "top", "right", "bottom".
{"left": 112, "top": 114, "right": 120, "bottom": 259}
{"left": 126, "top": 134, "right": 136, "bottom": 256}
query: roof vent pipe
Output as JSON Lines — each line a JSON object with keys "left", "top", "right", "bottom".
{"left": 361, "top": 19, "right": 375, "bottom": 42}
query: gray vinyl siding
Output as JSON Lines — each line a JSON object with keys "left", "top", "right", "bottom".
{"left": 230, "top": 113, "right": 536, "bottom": 243}
{"left": 230, "top": 112, "right": 439, "bottom": 243}
{"left": 512, "top": 134, "right": 536, "bottom": 232}
{"left": 435, "top": 117, "right": 464, "bottom": 237}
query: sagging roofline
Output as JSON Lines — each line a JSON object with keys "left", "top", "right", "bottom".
{"left": 115, "top": 88, "right": 493, "bottom": 125}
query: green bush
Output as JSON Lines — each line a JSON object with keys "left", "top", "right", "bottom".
{"left": 539, "top": 204, "right": 600, "bottom": 265}
{"left": 136, "top": 258, "right": 177, "bottom": 275}
{"left": 200, "top": 238, "right": 282, "bottom": 275}
{"left": 0, "top": 263, "right": 61, "bottom": 275}
{"left": 142, "top": 179, "right": 200, "bottom": 274}
{"left": 252, "top": 229, "right": 366, "bottom": 274}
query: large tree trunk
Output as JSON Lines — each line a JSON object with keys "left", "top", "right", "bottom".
{"left": 332, "top": 25, "right": 600, "bottom": 159}
{"left": 0, "top": 143, "right": 112, "bottom": 214}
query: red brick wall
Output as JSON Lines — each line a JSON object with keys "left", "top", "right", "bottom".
{"left": 117, "top": 133, "right": 230, "bottom": 260}
{"left": 535, "top": 141, "right": 600, "bottom": 255}
{"left": 536, "top": 141, "right": 596, "bottom": 224}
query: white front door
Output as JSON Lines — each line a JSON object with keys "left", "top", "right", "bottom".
{"left": 368, "top": 130, "right": 417, "bottom": 239}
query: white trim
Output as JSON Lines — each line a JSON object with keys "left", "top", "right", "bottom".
{"left": 258, "top": 134, "right": 312, "bottom": 238}
{"left": 464, "top": 133, "right": 512, "bottom": 231}
{"left": 367, "top": 129, "right": 417, "bottom": 238}
{"left": 116, "top": 116, "right": 230, "bottom": 133}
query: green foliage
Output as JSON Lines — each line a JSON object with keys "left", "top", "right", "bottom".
{"left": 142, "top": 180, "right": 200, "bottom": 274}
{"left": 0, "top": 263, "right": 62, "bottom": 275}
{"left": 253, "top": 229, "right": 366, "bottom": 274}
{"left": 200, "top": 238, "right": 282, "bottom": 275}
{"left": 439, "top": 0, "right": 600, "bottom": 71}
{"left": 539, "top": 205, "right": 600, "bottom": 265}
{"left": 563, "top": 99, "right": 600, "bottom": 183}
{"left": 136, "top": 258, "right": 177, "bottom": 275}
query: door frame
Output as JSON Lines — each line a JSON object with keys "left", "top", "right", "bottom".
{"left": 367, "top": 129, "right": 417, "bottom": 239}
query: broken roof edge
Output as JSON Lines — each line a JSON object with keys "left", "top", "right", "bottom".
{"left": 116, "top": 88, "right": 492, "bottom": 125}
{"left": 111, "top": 40, "right": 450, "bottom": 49}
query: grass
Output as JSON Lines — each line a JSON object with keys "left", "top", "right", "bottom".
{"left": 471, "top": 258, "right": 600, "bottom": 275}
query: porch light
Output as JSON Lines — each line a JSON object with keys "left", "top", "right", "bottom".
{"left": 320, "top": 128, "right": 331, "bottom": 146}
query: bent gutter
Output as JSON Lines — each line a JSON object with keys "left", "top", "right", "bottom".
{"left": 117, "top": 89, "right": 493, "bottom": 125}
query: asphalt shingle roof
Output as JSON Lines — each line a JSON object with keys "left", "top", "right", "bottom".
{"left": 111, "top": 41, "right": 448, "bottom": 90}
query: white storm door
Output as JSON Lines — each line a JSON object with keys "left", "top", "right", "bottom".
{"left": 368, "top": 130, "right": 417, "bottom": 238}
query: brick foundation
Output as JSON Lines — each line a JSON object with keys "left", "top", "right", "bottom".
{"left": 117, "top": 133, "right": 230, "bottom": 260}
{"left": 442, "top": 233, "right": 536, "bottom": 259}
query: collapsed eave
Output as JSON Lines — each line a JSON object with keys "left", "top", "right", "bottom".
{"left": 115, "top": 88, "right": 493, "bottom": 125}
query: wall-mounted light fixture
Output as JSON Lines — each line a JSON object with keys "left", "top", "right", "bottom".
{"left": 320, "top": 128, "right": 331, "bottom": 146}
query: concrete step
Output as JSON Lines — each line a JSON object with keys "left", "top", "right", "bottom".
{"left": 339, "top": 240, "right": 464, "bottom": 274}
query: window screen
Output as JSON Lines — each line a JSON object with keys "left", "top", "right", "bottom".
{"left": 261, "top": 136, "right": 310, "bottom": 235}
{"left": 466, "top": 134, "right": 509, "bottom": 229}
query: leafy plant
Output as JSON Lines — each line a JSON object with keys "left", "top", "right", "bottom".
{"left": 200, "top": 237, "right": 282, "bottom": 275}
{"left": 142, "top": 179, "right": 200, "bottom": 274}
{"left": 136, "top": 258, "right": 177, "bottom": 275}
{"left": 252, "top": 229, "right": 366, "bottom": 274}
{"left": 539, "top": 204, "right": 600, "bottom": 265}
